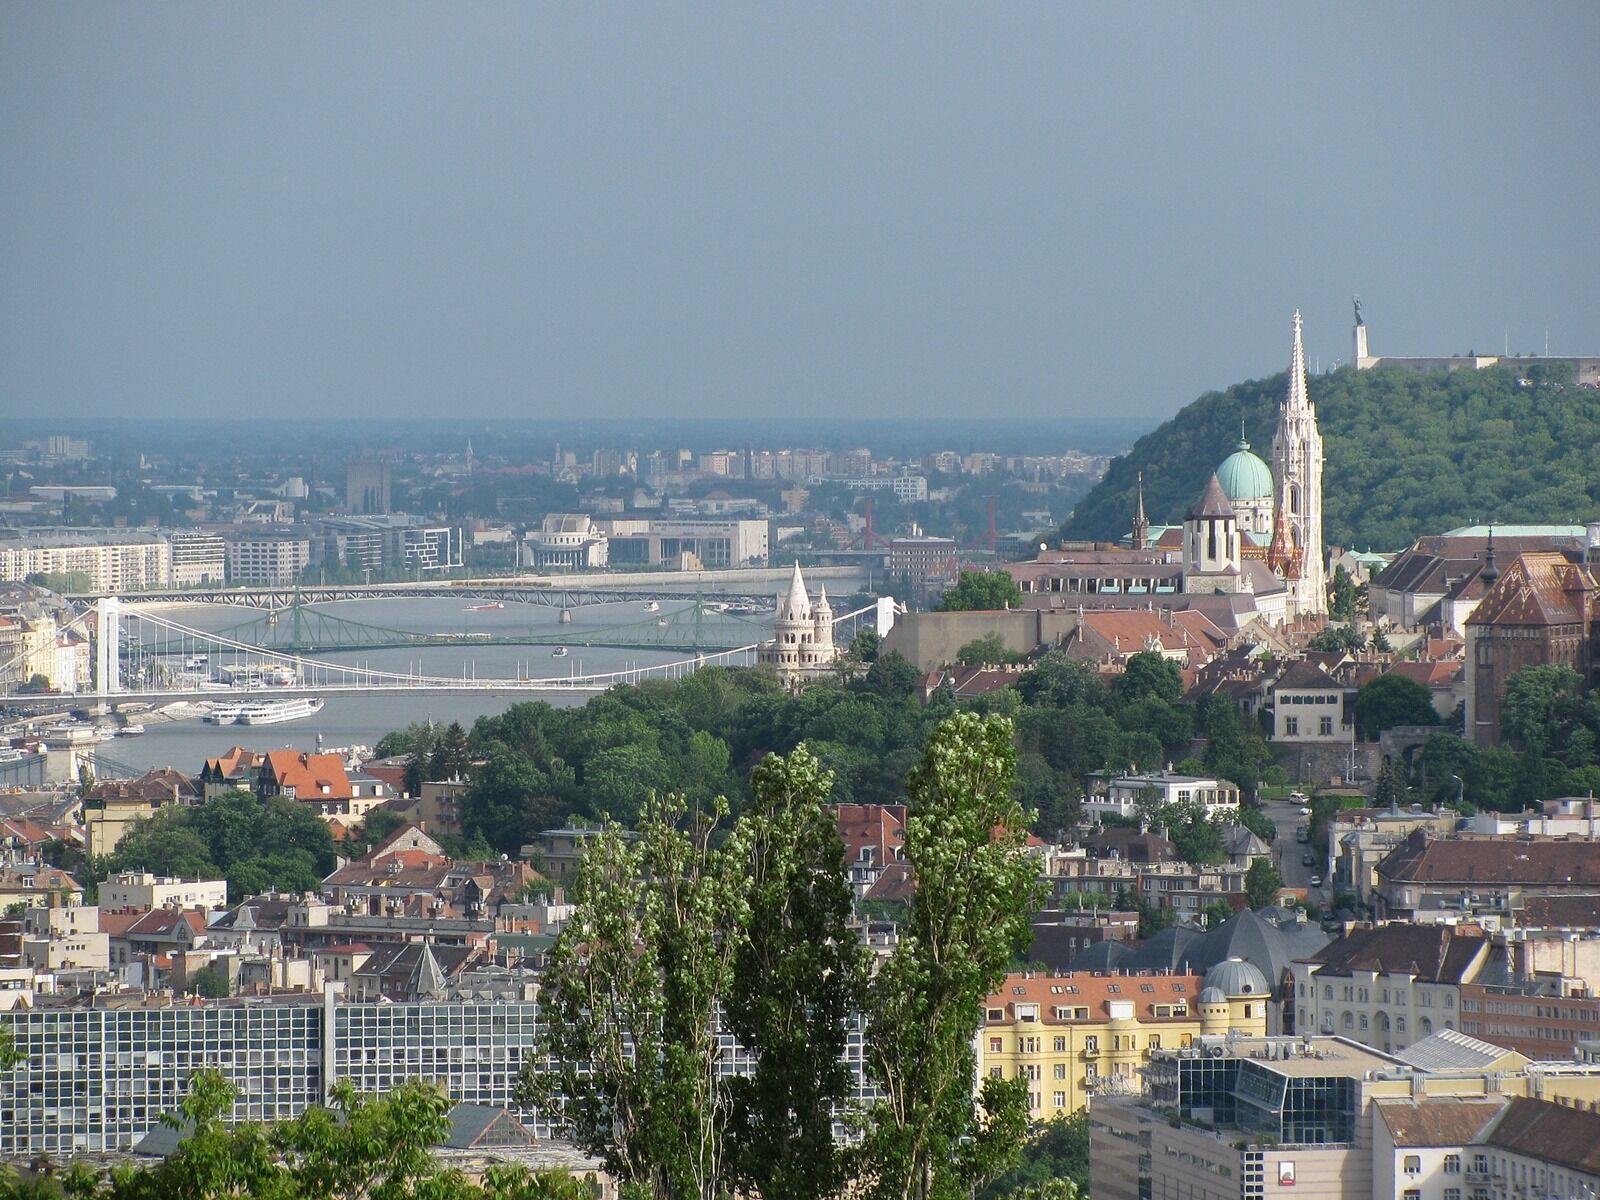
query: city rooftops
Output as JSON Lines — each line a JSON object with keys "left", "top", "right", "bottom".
{"left": 1154, "top": 1035, "right": 1403, "bottom": 1078}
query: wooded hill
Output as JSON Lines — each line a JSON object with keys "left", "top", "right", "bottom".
{"left": 1061, "top": 363, "right": 1598, "bottom": 550}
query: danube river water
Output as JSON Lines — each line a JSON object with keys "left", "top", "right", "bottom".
{"left": 106, "top": 596, "right": 757, "bottom": 774}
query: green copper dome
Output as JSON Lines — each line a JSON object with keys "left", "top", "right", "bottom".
{"left": 1216, "top": 438, "right": 1274, "bottom": 501}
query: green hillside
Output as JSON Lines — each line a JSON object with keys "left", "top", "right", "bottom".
{"left": 1061, "top": 364, "right": 1600, "bottom": 551}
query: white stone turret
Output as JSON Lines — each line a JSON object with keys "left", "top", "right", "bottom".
{"left": 759, "top": 563, "right": 839, "bottom": 685}
{"left": 1272, "top": 311, "right": 1327, "bottom": 618}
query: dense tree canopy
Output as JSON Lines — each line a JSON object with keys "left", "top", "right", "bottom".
{"left": 1063, "top": 364, "right": 1600, "bottom": 550}
{"left": 109, "top": 791, "right": 337, "bottom": 901}
{"left": 1353, "top": 674, "right": 1440, "bottom": 740}
{"left": 937, "top": 570, "right": 1024, "bottom": 612}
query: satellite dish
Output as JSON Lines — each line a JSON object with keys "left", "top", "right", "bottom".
{"left": 1040, "top": 542, "right": 1048, "bottom": 553}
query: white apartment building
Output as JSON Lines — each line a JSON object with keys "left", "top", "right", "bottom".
{"left": 226, "top": 535, "right": 311, "bottom": 586}
{"left": 98, "top": 872, "right": 229, "bottom": 913}
{"left": 521, "top": 514, "right": 609, "bottom": 570}
{"left": 166, "top": 532, "right": 227, "bottom": 587}
{"left": 0, "top": 533, "right": 172, "bottom": 593}
{"left": 1083, "top": 771, "right": 1241, "bottom": 821}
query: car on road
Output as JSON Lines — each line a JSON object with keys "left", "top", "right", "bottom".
{"left": 1309, "top": 874, "right": 1323, "bottom": 887}
{"left": 1298, "top": 806, "right": 1313, "bottom": 817}
{"left": 1302, "top": 852, "right": 1315, "bottom": 867}
{"left": 1288, "top": 791, "right": 1307, "bottom": 802}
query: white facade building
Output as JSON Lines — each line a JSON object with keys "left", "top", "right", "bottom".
{"left": 1083, "top": 771, "right": 1241, "bottom": 821}
{"left": 98, "top": 872, "right": 229, "bottom": 913}
{"left": 0, "top": 534, "right": 172, "bottom": 593}
{"left": 521, "top": 514, "right": 609, "bottom": 570}
{"left": 226, "top": 535, "right": 311, "bottom": 586}
{"left": 167, "top": 532, "right": 227, "bottom": 587}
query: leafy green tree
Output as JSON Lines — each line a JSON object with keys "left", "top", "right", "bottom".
{"left": 956, "top": 633, "right": 1021, "bottom": 667}
{"left": 1328, "top": 564, "right": 1359, "bottom": 621}
{"left": 979, "top": 1110, "right": 1090, "bottom": 1200}
{"left": 858, "top": 650, "right": 921, "bottom": 700}
{"left": 1245, "top": 858, "right": 1285, "bottom": 909}
{"left": 527, "top": 792, "right": 744, "bottom": 1200}
{"left": 1014, "top": 653, "right": 1107, "bottom": 710}
{"left": 187, "top": 964, "right": 230, "bottom": 999}
{"left": 1112, "top": 651, "right": 1183, "bottom": 706}
{"left": 1307, "top": 625, "right": 1363, "bottom": 654}
{"left": 724, "top": 747, "right": 864, "bottom": 1200}
{"left": 1354, "top": 674, "right": 1440, "bottom": 740}
{"left": 404, "top": 723, "right": 437, "bottom": 796}
{"left": 1500, "top": 664, "right": 1584, "bottom": 753}
{"left": 1370, "top": 626, "right": 1392, "bottom": 653}
{"left": 849, "top": 627, "right": 881, "bottom": 663}
{"left": 1203, "top": 899, "right": 1236, "bottom": 928}
{"left": 937, "top": 570, "right": 1024, "bottom": 612}
{"left": 429, "top": 720, "right": 471, "bottom": 781}
{"left": 859, "top": 712, "right": 1043, "bottom": 1200}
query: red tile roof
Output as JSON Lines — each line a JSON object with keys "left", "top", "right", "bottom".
{"left": 985, "top": 971, "right": 1202, "bottom": 1024}
{"left": 261, "top": 750, "right": 352, "bottom": 801}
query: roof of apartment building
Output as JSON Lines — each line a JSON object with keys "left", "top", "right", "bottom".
{"left": 985, "top": 971, "right": 1203, "bottom": 1024}
{"left": 1483, "top": 1096, "right": 1600, "bottom": 1175}
{"left": 1306, "top": 923, "right": 1489, "bottom": 983}
{"left": 1374, "top": 1096, "right": 1506, "bottom": 1147}
{"left": 1068, "top": 907, "right": 1329, "bottom": 991}
{"left": 1517, "top": 894, "right": 1600, "bottom": 928}
{"left": 833, "top": 803, "right": 906, "bottom": 868}
{"left": 1270, "top": 660, "right": 1351, "bottom": 693}
{"left": 83, "top": 767, "right": 200, "bottom": 804}
{"left": 260, "top": 750, "right": 353, "bottom": 800}
{"left": 1394, "top": 1028, "right": 1529, "bottom": 1073}
{"left": 199, "top": 746, "right": 265, "bottom": 783}
{"left": 1378, "top": 829, "right": 1600, "bottom": 887}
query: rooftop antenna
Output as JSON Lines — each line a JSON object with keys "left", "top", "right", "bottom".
{"left": 1546, "top": 327, "right": 1550, "bottom": 356}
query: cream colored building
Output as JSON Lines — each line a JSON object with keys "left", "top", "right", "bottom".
{"left": 98, "top": 872, "right": 229, "bottom": 914}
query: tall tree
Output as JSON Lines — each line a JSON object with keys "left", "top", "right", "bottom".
{"left": 936, "top": 571, "right": 1024, "bottom": 612}
{"left": 1353, "top": 674, "right": 1440, "bottom": 740}
{"left": 724, "top": 747, "right": 864, "bottom": 1200}
{"left": 859, "top": 712, "right": 1043, "bottom": 1200}
{"left": 526, "top": 792, "right": 744, "bottom": 1200}
{"left": 430, "top": 720, "right": 471, "bottom": 780}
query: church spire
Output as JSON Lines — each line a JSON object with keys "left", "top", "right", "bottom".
{"left": 1287, "top": 309, "right": 1312, "bottom": 415}
{"left": 1132, "top": 471, "right": 1149, "bottom": 551}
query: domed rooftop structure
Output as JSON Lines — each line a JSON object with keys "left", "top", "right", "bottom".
{"left": 1216, "top": 437, "right": 1274, "bottom": 502}
{"left": 1199, "top": 986, "right": 1228, "bottom": 1005}
{"left": 1203, "top": 957, "right": 1271, "bottom": 997}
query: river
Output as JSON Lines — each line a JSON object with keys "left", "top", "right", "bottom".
{"left": 105, "top": 596, "right": 756, "bottom": 774}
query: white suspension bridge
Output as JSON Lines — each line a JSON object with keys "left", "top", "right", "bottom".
{"left": 5, "top": 595, "right": 901, "bottom": 707}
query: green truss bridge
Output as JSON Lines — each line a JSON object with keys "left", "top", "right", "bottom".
{"left": 208, "top": 599, "right": 774, "bottom": 654}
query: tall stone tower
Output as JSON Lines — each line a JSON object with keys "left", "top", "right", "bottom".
{"left": 1271, "top": 311, "right": 1327, "bottom": 618}
{"left": 758, "top": 562, "right": 839, "bottom": 686}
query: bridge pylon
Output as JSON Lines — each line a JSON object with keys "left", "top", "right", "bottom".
{"left": 95, "top": 597, "right": 121, "bottom": 714}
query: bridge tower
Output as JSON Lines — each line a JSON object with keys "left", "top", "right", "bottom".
{"left": 95, "top": 596, "right": 121, "bottom": 711}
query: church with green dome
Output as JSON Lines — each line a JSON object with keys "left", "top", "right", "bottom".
{"left": 1215, "top": 431, "right": 1274, "bottom": 539}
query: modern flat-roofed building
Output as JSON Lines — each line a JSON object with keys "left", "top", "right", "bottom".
{"left": 1083, "top": 770, "right": 1241, "bottom": 821}
{"left": 166, "top": 531, "right": 227, "bottom": 587}
{"left": 345, "top": 459, "right": 391, "bottom": 515}
{"left": 226, "top": 534, "right": 311, "bottom": 586}
{"left": 0, "top": 531, "right": 172, "bottom": 593}
{"left": 597, "top": 517, "right": 767, "bottom": 568}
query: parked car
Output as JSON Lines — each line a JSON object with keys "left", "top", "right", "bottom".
{"left": 1309, "top": 874, "right": 1324, "bottom": 887}
{"left": 1302, "top": 852, "right": 1315, "bottom": 867}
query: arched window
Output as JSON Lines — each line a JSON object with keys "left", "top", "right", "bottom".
{"left": 1421, "top": 1018, "right": 1433, "bottom": 1035}
{"left": 1341, "top": 1012, "right": 1354, "bottom": 1031}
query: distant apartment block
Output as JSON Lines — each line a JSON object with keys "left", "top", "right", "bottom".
{"left": 226, "top": 534, "right": 312, "bottom": 586}
{"left": 166, "top": 532, "right": 227, "bottom": 587}
{"left": 842, "top": 475, "right": 929, "bottom": 502}
{"left": 0, "top": 531, "right": 172, "bottom": 593}
{"left": 345, "top": 459, "right": 391, "bottom": 515}
{"left": 598, "top": 517, "right": 768, "bottom": 569}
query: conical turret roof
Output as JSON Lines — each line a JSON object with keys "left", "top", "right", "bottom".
{"left": 1188, "top": 474, "right": 1237, "bottom": 521}
{"left": 779, "top": 561, "right": 811, "bottom": 621}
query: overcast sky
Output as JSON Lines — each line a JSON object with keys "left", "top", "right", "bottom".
{"left": 2, "top": 2, "right": 1596, "bottom": 426}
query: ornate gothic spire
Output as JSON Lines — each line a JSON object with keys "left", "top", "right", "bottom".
{"left": 1132, "top": 470, "right": 1149, "bottom": 551}
{"left": 1286, "top": 309, "right": 1312, "bottom": 415}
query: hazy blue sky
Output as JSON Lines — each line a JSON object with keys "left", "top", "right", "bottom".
{"left": 2, "top": 3, "right": 1596, "bottom": 425}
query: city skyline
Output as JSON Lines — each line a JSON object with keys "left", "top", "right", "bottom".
{"left": 3, "top": 3, "right": 1597, "bottom": 423}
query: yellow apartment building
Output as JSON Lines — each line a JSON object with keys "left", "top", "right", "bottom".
{"left": 979, "top": 958, "right": 1271, "bottom": 1120}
